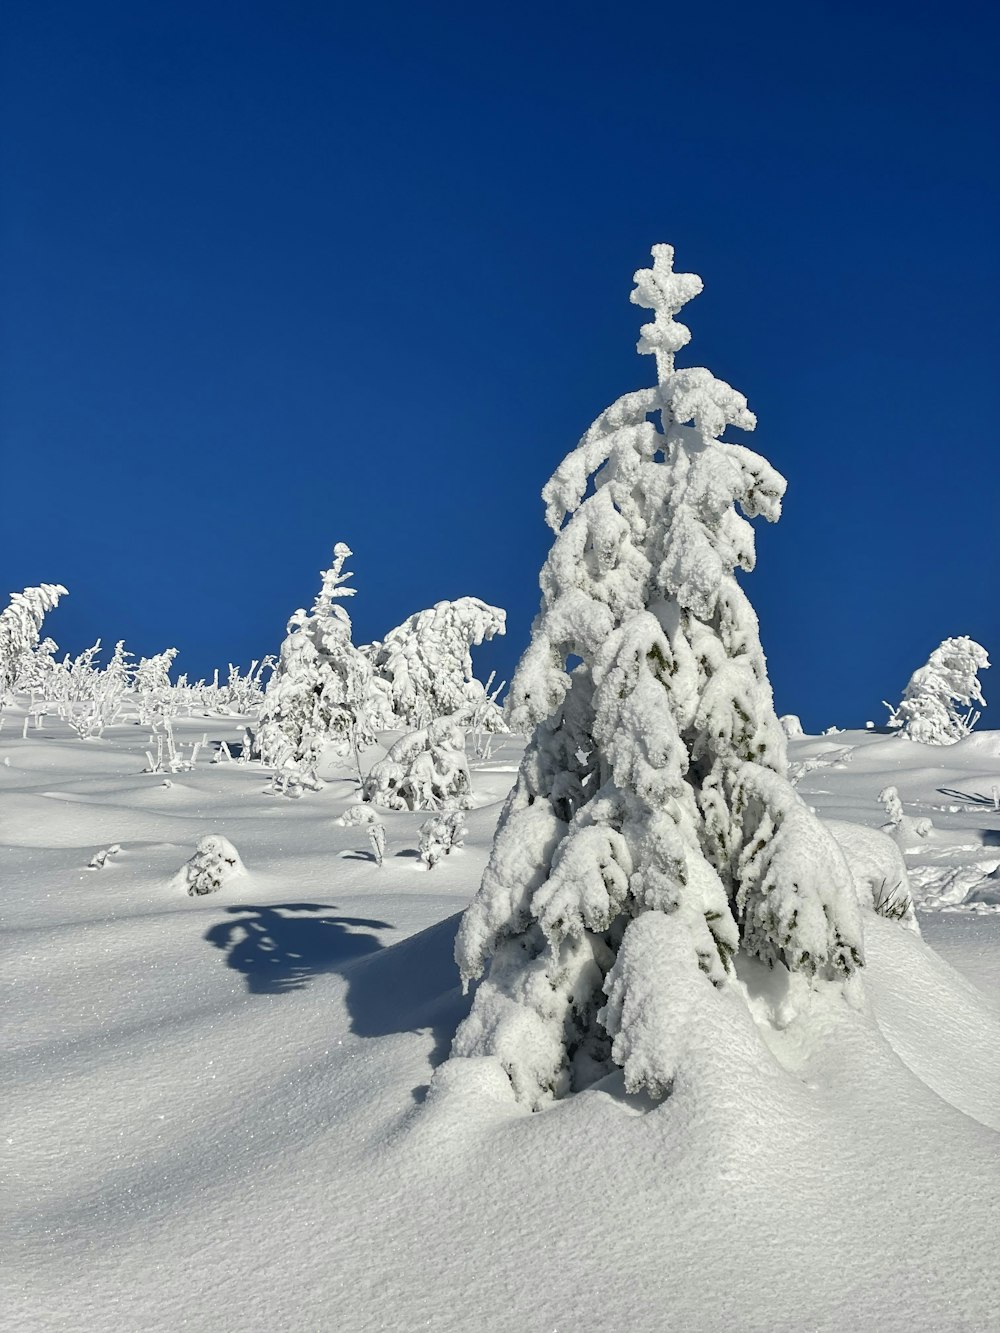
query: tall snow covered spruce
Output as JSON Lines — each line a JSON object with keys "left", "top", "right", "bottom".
{"left": 450, "top": 245, "right": 864, "bottom": 1109}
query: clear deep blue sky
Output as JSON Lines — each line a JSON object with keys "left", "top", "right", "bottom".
{"left": 2, "top": 1, "right": 996, "bottom": 730}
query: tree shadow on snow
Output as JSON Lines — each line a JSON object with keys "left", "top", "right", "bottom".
{"left": 205, "top": 903, "right": 391, "bottom": 995}
{"left": 939, "top": 785, "right": 1000, "bottom": 813}
{"left": 341, "top": 911, "right": 471, "bottom": 1102}
{"left": 205, "top": 905, "right": 470, "bottom": 1101}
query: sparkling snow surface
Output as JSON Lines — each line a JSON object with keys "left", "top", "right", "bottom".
{"left": 4, "top": 714, "right": 999, "bottom": 1331}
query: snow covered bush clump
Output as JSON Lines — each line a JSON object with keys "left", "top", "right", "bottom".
{"left": 337, "top": 804, "right": 379, "bottom": 828}
{"left": 365, "top": 598, "right": 507, "bottom": 730}
{"left": 0, "top": 583, "right": 67, "bottom": 698}
{"left": 448, "top": 244, "right": 865, "bottom": 1110}
{"left": 172, "top": 659, "right": 275, "bottom": 716}
{"left": 174, "top": 835, "right": 246, "bottom": 896}
{"left": 419, "top": 809, "right": 466, "bottom": 868}
{"left": 826, "top": 820, "right": 919, "bottom": 933}
{"left": 877, "top": 785, "right": 931, "bottom": 850}
{"left": 133, "top": 648, "right": 179, "bottom": 721}
{"left": 363, "top": 717, "right": 471, "bottom": 811}
{"left": 779, "top": 714, "right": 803, "bottom": 738}
{"left": 886, "top": 636, "right": 989, "bottom": 744}
{"left": 256, "top": 544, "right": 379, "bottom": 794}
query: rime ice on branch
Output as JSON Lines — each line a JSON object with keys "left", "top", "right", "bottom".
{"left": 449, "top": 244, "right": 864, "bottom": 1109}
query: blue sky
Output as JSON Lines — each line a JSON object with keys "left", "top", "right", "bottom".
{"left": 2, "top": 1, "right": 996, "bottom": 730}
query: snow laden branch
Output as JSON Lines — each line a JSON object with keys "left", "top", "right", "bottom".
{"left": 886, "top": 636, "right": 989, "bottom": 744}
{"left": 448, "top": 243, "right": 864, "bottom": 1110}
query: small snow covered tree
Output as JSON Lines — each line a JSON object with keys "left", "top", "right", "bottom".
{"left": 174, "top": 835, "right": 246, "bottom": 896}
{"left": 886, "top": 636, "right": 989, "bottom": 744}
{"left": 134, "top": 648, "right": 178, "bottom": 695}
{"left": 0, "top": 583, "right": 67, "bottom": 698}
{"left": 257, "top": 543, "right": 378, "bottom": 792}
{"left": 366, "top": 598, "right": 507, "bottom": 730}
{"left": 363, "top": 716, "right": 472, "bottom": 811}
{"left": 449, "top": 244, "right": 864, "bottom": 1109}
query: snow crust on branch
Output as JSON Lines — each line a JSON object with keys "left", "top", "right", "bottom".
{"left": 449, "top": 244, "right": 864, "bottom": 1110}
{"left": 365, "top": 598, "right": 507, "bottom": 731}
{"left": 887, "top": 636, "right": 989, "bottom": 744}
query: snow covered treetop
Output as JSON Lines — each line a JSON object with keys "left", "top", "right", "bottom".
{"left": 630, "top": 243, "right": 704, "bottom": 381}
{"left": 312, "top": 543, "right": 357, "bottom": 621}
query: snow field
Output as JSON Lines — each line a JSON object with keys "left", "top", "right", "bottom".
{"left": 3, "top": 714, "right": 999, "bottom": 1330}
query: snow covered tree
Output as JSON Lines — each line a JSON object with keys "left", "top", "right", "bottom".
{"left": 134, "top": 648, "right": 178, "bottom": 695}
{"left": 366, "top": 597, "right": 507, "bottom": 730}
{"left": 257, "top": 543, "right": 378, "bottom": 792}
{"left": 363, "top": 716, "right": 472, "bottom": 811}
{"left": 174, "top": 835, "right": 246, "bottom": 896}
{"left": 886, "top": 636, "right": 989, "bottom": 744}
{"left": 0, "top": 583, "right": 67, "bottom": 698}
{"left": 449, "top": 244, "right": 864, "bottom": 1109}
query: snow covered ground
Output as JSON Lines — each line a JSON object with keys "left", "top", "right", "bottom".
{"left": 4, "top": 710, "right": 999, "bottom": 1331}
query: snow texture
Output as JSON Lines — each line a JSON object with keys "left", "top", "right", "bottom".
{"left": 3, "top": 707, "right": 999, "bottom": 1331}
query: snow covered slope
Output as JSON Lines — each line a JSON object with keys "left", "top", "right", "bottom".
{"left": 4, "top": 713, "right": 998, "bottom": 1331}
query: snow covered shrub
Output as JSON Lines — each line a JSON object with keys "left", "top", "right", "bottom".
{"left": 88, "top": 843, "right": 122, "bottom": 869}
{"left": 16, "top": 636, "right": 60, "bottom": 694}
{"left": 143, "top": 719, "right": 201, "bottom": 773}
{"left": 0, "top": 583, "right": 67, "bottom": 698}
{"left": 171, "top": 659, "right": 275, "bottom": 716}
{"left": 362, "top": 717, "right": 471, "bottom": 811}
{"left": 419, "top": 809, "right": 466, "bottom": 868}
{"left": 174, "top": 835, "right": 246, "bottom": 896}
{"left": 871, "top": 879, "right": 913, "bottom": 922}
{"left": 826, "top": 820, "right": 919, "bottom": 933}
{"left": 877, "top": 784, "right": 931, "bottom": 849}
{"left": 335, "top": 804, "right": 386, "bottom": 863}
{"left": 257, "top": 544, "right": 379, "bottom": 793}
{"left": 64, "top": 641, "right": 134, "bottom": 737}
{"left": 878, "top": 786, "right": 904, "bottom": 829}
{"left": 368, "top": 822, "right": 386, "bottom": 867}
{"left": 134, "top": 648, "right": 179, "bottom": 723}
{"left": 448, "top": 244, "right": 864, "bottom": 1109}
{"left": 338, "top": 803, "right": 379, "bottom": 828}
{"left": 886, "top": 637, "right": 989, "bottom": 744}
{"left": 365, "top": 598, "right": 507, "bottom": 730}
